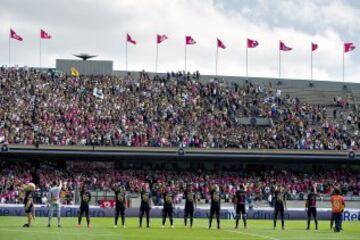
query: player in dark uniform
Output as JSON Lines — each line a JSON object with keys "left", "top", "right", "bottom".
{"left": 209, "top": 184, "right": 221, "bottom": 229}
{"left": 184, "top": 184, "right": 197, "bottom": 228}
{"left": 234, "top": 184, "right": 247, "bottom": 229}
{"left": 113, "top": 184, "right": 127, "bottom": 228}
{"left": 139, "top": 185, "right": 152, "bottom": 228}
{"left": 273, "top": 186, "right": 286, "bottom": 230}
{"left": 78, "top": 184, "right": 91, "bottom": 228}
{"left": 162, "top": 187, "right": 175, "bottom": 228}
{"left": 23, "top": 183, "right": 36, "bottom": 227}
{"left": 306, "top": 184, "right": 318, "bottom": 230}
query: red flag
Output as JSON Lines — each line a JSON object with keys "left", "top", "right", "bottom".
{"left": 40, "top": 29, "right": 51, "bottom": 39}
{"left": 247, "top": 38, "right": 259, "bottom": 48}
{"left": 185, "top": 36, "right": 196, "bottom": 45}
{"left": 217, "top": 38, "right": 226, "bottom": 49}
{"left": 311, "top": 42, "right": 318, "bottom": 52}
{"left": 157, "top": 34, "right": 168, "bottom": 44}
{"left": 279, "top": 41, "right": 292, "bottom": 51}
{"left": 10, "top": 29, "right": 23, "bottom": 41}
{"left": 344, "top": 42, "right": 356, "bottom": 53}
{"left": 127, "top": 34, "right": 136, "bottom": 45}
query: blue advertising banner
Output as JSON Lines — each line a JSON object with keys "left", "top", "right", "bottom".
{"left": 1, "top": 204, "right": 359, "bottom": 221}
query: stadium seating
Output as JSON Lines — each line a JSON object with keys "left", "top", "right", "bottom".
{"left": 1, "top": 161, "right": 359, "bottom": 205}
{"left": 0, "top": 67, "right": 359, "bottom": 150}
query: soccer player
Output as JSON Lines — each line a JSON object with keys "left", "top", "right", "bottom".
{"left": 162, "top": 186, "right": 175, "bottom": 228}
{"left": 139, "top": 185, "right": 152, "bottom": 228}
{"left": 23, "top": 183, "right": 36, "bottom": 227}
{"left": 234, "top": 184, "right": 247, "bottom": 229}
{"left": 47, "top": 179, "right": 62, "bottom": 227}
{"left": 273, "top": 186, "right": 286, "bottom": 230}
{"left": 113, "top": 183, "right": 127, "bottom": 228}
{"left": 184, "top": 184, "right": 197, "bottom": 228}
{"left": 305, "top": 184, "right": 318, "bottom": 230}
{"left": 330, "top": 188, "right": 345, "bottom": 232}
{"left": 78, "top": 183, "right": 91, "bottom": 228}
{"left": 209, "top": 184, "right": 221, "bottom": 229}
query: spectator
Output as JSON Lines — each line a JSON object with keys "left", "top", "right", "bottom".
{"left": 1, "top": 67, "right": 359, "bottom": 150}
{"left": 0, "top": 160, "right": 359, "bottom": 205}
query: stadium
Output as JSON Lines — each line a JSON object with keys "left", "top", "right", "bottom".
{"left": 1, "top": 1, "right": 360, "bottom": 240}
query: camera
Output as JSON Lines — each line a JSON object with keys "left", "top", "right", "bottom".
{"left": 177, "top": 148, "right": 185, "bottom": 156}
{"left": 348, "top": 151, "right": 356, "bottom": 159}
{"left": 1, "top": 144, "right": 8, "bottom": 152}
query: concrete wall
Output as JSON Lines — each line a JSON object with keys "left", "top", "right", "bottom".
{"left": 56, "top": 59, "right": 113, "bottom": 75}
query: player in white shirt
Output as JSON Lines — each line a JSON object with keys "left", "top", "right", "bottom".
{"left": 47, "top": 179, "right": 62, "bottom": 227}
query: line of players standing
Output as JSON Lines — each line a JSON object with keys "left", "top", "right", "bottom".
{"left": 75, "top": 182, "right": 314, "bottom": 230}
{"left": 22, "top": 181, "right": 345, "bottom": 232}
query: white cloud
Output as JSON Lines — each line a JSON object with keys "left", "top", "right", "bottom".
{"left": 0, "top": 0, "right": 359, "bottom": 82}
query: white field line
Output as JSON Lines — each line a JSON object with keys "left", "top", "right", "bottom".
{"left": 228, "top": 230, "right": 281, "bottom": 240}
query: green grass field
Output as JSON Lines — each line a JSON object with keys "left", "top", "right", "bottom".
{"left": 0, "top": 217, "right": 359, "bottom": 240}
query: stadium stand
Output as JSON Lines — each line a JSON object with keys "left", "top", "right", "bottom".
{"left": 1, "top": 67, "right": 359, "bottom": 150}
{"left": 1, "top": 160, "right": 359, "bottom": 206}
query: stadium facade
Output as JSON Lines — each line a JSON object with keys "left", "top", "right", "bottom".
{"left": 56, "top": 59, "right": 113, "bottom": 75}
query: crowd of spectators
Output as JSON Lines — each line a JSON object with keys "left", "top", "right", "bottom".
{"left": 1, "top": 161, "right": 359, "bottom": 205}
{"left": 1, "top": 67, "right": 360, "bottom": 150}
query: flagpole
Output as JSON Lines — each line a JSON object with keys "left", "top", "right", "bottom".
{"left": 185, "top": 43, "right": 187, "bottom": 72}
{"left": 310, "top": 47, "right": 313, "bottom": 81}
{"left": 39, "top": 36, "right": 42, "bottom": 68}
{"left": 125, "top": 35, "right": 128, "bottom": 72}
{"left": 155, "top": 42, "right": 159, "bottom": 73}
{"left": 215, "top": 44, "right": 218, "bottom": 76}
{"left": 279, "top": 48, "right": 281, "bottom": 79}
{"left": 246, "top": 43, "right": 249, "bottom": 79}
{"left": 8, "top": 31, "right": 11, "bottom": 67}
{"left": 342, "top": 49, "right": 345, "bottom": 83}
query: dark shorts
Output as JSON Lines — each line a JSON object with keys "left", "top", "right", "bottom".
{"left": 25, "top": 204, "right": 33, "bottom": 214}
{"left": 116, "top": 206, "right": 125, "bottom": 215}
{"left": 140, "top": 205, "right": 150, "bottom": 211}
{"left": 275, "top": 205, "right": 285, "bottom": 214}
{"left": 210, "top": 205, "right": 220, "bottom": 216}
{"left": 79, "top": 204, "right": 89, "bottom": 215}
{"left": 331, "top": 212, "right": 335, "bottom": 221}
{"left": 307, "top": 207, "right": 317, "bottom": 218}
{"left": 185, "top": 204, "right": 194, "bottom": 215}
{"left": 236, "top": 205, "right": 246, "bottom": 215}
{"left": 139, "top": 206, "right": 150, "bottom": 216}
{"left": 163, "top": 207, "right": 173, "bottom": 214}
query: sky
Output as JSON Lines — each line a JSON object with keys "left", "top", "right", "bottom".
{"left": 0, "top": 0, "right": 359, "bottom": 82}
